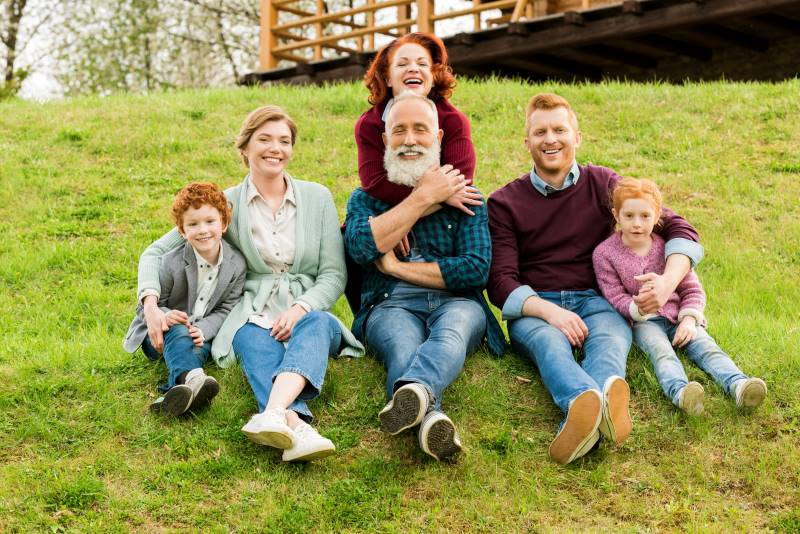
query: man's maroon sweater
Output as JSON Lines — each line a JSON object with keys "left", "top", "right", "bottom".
{"left": 354, "top": 97, "right": 476, "bottom": 205}
{"left": 487, "top": 164, "right": 700, "bottom": 309}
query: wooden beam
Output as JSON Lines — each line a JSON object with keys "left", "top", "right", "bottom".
{"left": 274, "top": 19, "right": 415, "bottom": 53}
{"left": 275, "top": 0, "right": 413, "bottom": 31}
{"left": 448, "top": 0, "right": 800, "bottom": 66}
{"left": 575, "top": 44, "right": 659, "bottom": 68}
{"left": 631, "top": 34, "right": 713, "bottom": 60}
{"left": 260, "top": 0, "right": 278, "bottom": 69}
{"left": 429, "top": 0, "right": 518, "bottom": 22}
{"left": 695, "top": 23, "right": 770, "bottom": 51}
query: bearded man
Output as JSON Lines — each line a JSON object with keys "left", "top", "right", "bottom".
{"left": 344, "top": 92, "right": 504, "bottom": 461}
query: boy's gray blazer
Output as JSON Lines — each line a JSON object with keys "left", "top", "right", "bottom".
{"left": 123, "top": 240, "right": 247, "bottom": 353}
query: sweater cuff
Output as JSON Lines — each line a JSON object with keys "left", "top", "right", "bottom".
{"left": 678, "top": 307, "right": 705, "bottom": 325}
{"left": 502, "top": 285, "right": 537, "bottom": 320}
{"left": 138, "top": 289, "right": 159, "bottom": 305}
{"left": 665, "top": 238, "right": 704, "bottom": 268}
{"left": 629, "top": 301, "right": 655, "bottom": 322}
{"left": 294, "top": 300, "right": 312, "bottom": 313}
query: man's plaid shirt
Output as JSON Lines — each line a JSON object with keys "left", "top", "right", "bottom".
{"left": 344, "top": 188, "right": 505, "bottom": 355}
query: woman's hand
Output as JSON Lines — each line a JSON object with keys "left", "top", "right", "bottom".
{"left": 142, "top": 295, "right": 168, "bottom": 352}
{"left": 443, "top": 185, "right": 483, "bottom": 216}
{"left": 672, "top": 316, "right": 697, "bottom": 348}
{"left": 271, "top": 304, "right": 309, "bottom": 342}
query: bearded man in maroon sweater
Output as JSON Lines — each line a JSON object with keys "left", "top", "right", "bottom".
{"left": 487, "top": 93, "right": 704, "bottom": 465}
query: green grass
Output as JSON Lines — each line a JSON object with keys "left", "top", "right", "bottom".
{"left": 1, "top": 79, "right": 799, "bottom": 532}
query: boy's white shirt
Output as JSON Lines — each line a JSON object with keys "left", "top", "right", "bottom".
{"left": 190, "top": 245, "right": 223, "bottom": 322}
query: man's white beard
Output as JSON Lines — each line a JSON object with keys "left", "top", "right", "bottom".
{"left": 384, "top": 142, "right": 441, "bottom": 187}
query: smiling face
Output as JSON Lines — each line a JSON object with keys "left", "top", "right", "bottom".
{"left": 524, "top": 107, "right": 581, "bottom": 187}
{"left": 386, "top": 43, "right": 434, "bottom": 98}
{"left": 382, "top": 97, "right": 442, "bottom": 186}
{"left": 241, "top": 119, "right": 294, "bottom": 182}
{"left": 179, "top": 203, "right": 226, "bottom": 262}
{"left": 614, "top": 197, "right": 658, "bottom": 247}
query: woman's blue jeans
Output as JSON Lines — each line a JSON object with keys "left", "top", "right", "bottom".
{"left": 633, "top": 316, "right": 747, "bottom": 405}
{"left": 365, "top": 292, "right": 486, "bottom": 410}
{"left": 508, "top": 290, "right": 631, "bottom": 416}
{"left": 142, "top": 324, "right": 211, "bottom": 391}
{"left": 232, "top": 311, "right": 342, "bottom": 422}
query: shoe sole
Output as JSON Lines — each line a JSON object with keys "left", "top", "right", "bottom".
{"left": 549, "top": 389, "right": 602, "bottom": 465}
{"left": 283, "top": 444, "right": 336, "bottom": 462}
{"left": 242, "top": 427, "right": 294, "bottom": 449}
{"left": 602, "top": 378, "right": 632, "bottom": 445}
{"left": 188, "top": 377, "right": 220, "bottom": 412}
{"left": 679, "top": 382, "right": 705, "bottom": 416}
{"left": 156, "top": 385, "right": 193, "bottom": 416}
{"left": 380, "top": 386, "right": 426, "bottom": 435}
{"left": 420, "top": 417, "right": 462, "bottom": 461}
{"left": 738, "top": 379, "right": 767, "bottom": 408}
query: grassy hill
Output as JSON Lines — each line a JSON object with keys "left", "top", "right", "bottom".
{"left": 0, "top": 79, "right": 798, "bottom": 532}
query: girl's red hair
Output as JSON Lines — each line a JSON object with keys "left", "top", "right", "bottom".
{"left": 364, "top": 32, "right": 456, "bottom": 105}
{"left": 611, "top": 177, "right": 664, "bottom": 224}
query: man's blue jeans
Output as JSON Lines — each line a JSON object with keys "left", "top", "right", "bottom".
{"left": 231, "top": 311, "right": 342, "bottom": 422}
{"left": 508, "top": 290, "right": 631, "bottom": 415}
{"left": 633, "top": 316, "right": 747, "bottom": 405}
{"left": 142, "top": 324, "right": 211, "bottom": 390}
{"left": 365, "top": 292, "right": 486, "bottom": 410}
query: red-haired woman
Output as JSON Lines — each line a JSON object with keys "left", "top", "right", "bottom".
{"left": 355, "top": 32, "right": 481, "bottom": 213}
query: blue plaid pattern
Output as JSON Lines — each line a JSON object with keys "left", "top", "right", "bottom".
{"left": 344, "top": 188, "right": 505, "bottom": 355}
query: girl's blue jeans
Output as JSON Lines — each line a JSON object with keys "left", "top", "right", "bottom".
{"left": 232, "top": 311, "right": 342, "bottom": 422}
{"left": 633, "top": 316, "right": 747, "bottom": 405}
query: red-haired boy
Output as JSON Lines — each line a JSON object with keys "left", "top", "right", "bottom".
{"left": 124, "top": 182, "right": 246, "bottom": 415}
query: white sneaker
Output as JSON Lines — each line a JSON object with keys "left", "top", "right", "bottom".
{"left": 735, "top": 377, "right": 767, "bottom": 408}
{"left": 184, "top": 368, "right": 219, "bottom": 412}
{"left": 598, "top": 376, "right": 632, "bottom": 445}
{"left": 282, "top": 422, "right": 336, "bottom": 462}
{"left": 677, "top": 381, "right": 705, "bottom": 416}
{"left": 418, "top": 411, "right": 462, "bottom": 461}
{"left": 241, "top": 408, "right": 295, "bottom": 449}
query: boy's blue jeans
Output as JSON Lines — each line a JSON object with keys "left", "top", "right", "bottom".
{"left": 508, "top": 290, "right": 631, "bottom": 416}
{"left": 142, "top": 324, "right": 211, "bottom": 391}
{"left": 364, "top": 292, "right": 486, "bottom": 410}
{"left": 633, "top": 316, "right": 747, "bottom": 405}
{"left": 232, "top": 311, "right": 342, "bottom": 422}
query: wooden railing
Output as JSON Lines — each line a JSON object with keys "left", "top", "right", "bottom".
{"left": 259, "top": 0, "right": 621, "bottom": 69}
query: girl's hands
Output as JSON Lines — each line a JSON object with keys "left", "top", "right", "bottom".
{"left": 271, "top": 304, "right": 308, "bottom": 342}
{"left": 672, "top": 316, "right": 697, "bottom": 348}
{"left": 188, "top": 325, "right": 205, "bottom": 347}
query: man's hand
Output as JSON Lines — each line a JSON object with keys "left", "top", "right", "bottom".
{"left": 142, "top": 296, "right": 168, "bottom": 352}
{"left": 375, "top": 248, "right": 400, "bottom": 277}
{"left": 672, "top": 316, "right": 697, "bottom": 348}
{"left": 633, "top": 273, "right": 671, "bottom": 315}
{"left": 413, "top": 164, "right": 465, "bottom": 206}
{"left": 393, "top": 235, "right": 411, "bottom": 258}
{"left": 443, "top": 185, "right": 483, "bottom": 216}
{"left": 542, "top": 302, "right": 589, "bottom": 347}
{"left": 271, "top": 304, "right": 308, "bottom": 342}
{"left": 188, "top": 325, "right": 205, "bottom": 347}
{"left": 165, "top": 309, "right": 190, "bottom": 327}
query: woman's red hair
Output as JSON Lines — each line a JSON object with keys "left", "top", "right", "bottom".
{"left": 364, "top": 32, "right": 456, "bottom": 105}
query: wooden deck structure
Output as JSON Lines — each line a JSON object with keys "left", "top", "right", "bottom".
{"left": 241, "top": 0, "right": 800, "bottom": 85}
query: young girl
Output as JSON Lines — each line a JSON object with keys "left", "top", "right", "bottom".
{"left": 593, "top": 178, "right": 767, "bottom": 415}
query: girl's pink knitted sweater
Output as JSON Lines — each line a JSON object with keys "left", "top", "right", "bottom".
{"left": 593, "top": 232, "right": 707, "bottom": 325}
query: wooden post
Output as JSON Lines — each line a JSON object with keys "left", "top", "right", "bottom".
{"left": 416, "top": 0, "right": 433, "bottom": 33}
{"left": 315, "top": 0, "right": 324, "bottom": 60}
{"left": 367, "top": 0, "right": 375, "bottom": 49}
{"left": 259, "top": 0, "right": 278, "bottom": 69}
{"left": 473, "top": 0, "right": 482, "bottom": 30}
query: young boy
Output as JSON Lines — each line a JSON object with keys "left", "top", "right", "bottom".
{"left": 123, "top": 182, "right": 247, "bottom": 416}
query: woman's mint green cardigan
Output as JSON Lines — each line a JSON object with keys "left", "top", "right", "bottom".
{"left": 137, "top": 173, "right": 364, "bottom": 368}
